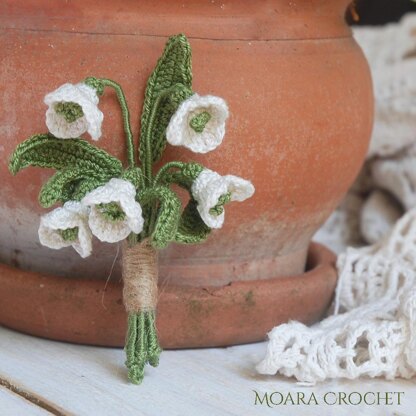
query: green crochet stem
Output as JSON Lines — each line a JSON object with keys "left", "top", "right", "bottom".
{"left": 140, "top": 86, "right": 193, "bottom": 244}
{"left": 154, "top": 161, "right": 203, "bottom": 189}
{"left": 125, "top": 311, "right": 162, "bottom": 384}
{"left": 143, "top": 86, "right": 180, "bottom": 186}
{"left": 153, "top": 161, "right": 186, "bottom": 185}
{"left": 98, "top": 78, "right": 135, "bottom": 168}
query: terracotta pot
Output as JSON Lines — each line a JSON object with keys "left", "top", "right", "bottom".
{"left": 0, "top": 1, "right": 373, "bottom": 346}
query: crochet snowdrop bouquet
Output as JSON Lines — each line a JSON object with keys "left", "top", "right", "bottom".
{"left": 8, "top": 34, "right": 254, "bottom": 384}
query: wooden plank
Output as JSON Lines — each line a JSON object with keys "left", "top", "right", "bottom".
{"left": 0, "top": 326, "right": 414, "bottom": 416}
{"left": 0, "top": 385, "right": 51, "bottom": 415}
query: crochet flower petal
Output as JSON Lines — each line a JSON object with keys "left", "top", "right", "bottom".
{"left": 45, "top": 107, "right": 89, "bottom": 139}
{"left": 82, "top": 178, "right": 136, "bottom": 206}
{"left": 224, "top": 175, "right": 255, "bottom": 202}
{"left": 119, "top": 194, "right": 145, "bottom": 235}
{"left": 38, "top": 201, "right": 92, "bottom": 258}
{"left": 191, "top": 169, "right": 228, "bottom": 229}
{"left": 44, "top": 82, "right": 103, "bottom": 140}
{"left": 166, "top": 94, "right": 229, "bottom": 153}
{"left": 82, "top": 178, "right": 144, "bottom": 243}
{"left": 192, "top": 169, "right": 255, "bottom": 229}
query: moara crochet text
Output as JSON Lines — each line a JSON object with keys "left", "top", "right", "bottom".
{"left": 253, "top": 390, "right": 405, "bottom": 407}
{"left": 8, "top": 34, "right": 255, "bottom": 384}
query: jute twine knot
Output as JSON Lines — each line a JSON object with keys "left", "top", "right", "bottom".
{"left": 122, "top": 239, "right": 158, "bottom": 313}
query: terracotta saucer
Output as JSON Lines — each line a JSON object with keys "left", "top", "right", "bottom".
{"left": 0, "top": 243, "right": 337, "bottom": 348}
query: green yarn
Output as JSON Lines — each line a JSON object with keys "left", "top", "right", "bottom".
{"left": 139, "top": 34, "right": 193, "bottom": 170}
{"left": 133, "top": 34, "right": 208, "bottom": 253}
{"left": 121, "top": 167, "right": 144, "bottom": 190}
{"left": 209, "top": 192, "right": 231, "bottom": 216}
{"left": 125, "top": 311, "right": 162, "bottom": 385}
{"left": 189, "top": 111, "right": 211, "bottom": 133}
{"left": 125, "top": 312, "right": 146, "bottom": 384}
{"left": 9, "top": 134, "right": 122, "bottom": 176}
{"left": 58, "top": 227, "right": 79, "bottom": 242}
{"left": 9, "top": 134, "right": 122, "bottom": 206}
{"left": 175, "top": 199, "right": 211, "bottom": 244}
{"left": 84, "top": 76, "right": 105, "bottom": 96}
{"left": 154, "top": 161, "right": 204, "bottom": 189}
{"left": 145, "top": 312, "right": 162, "bottom": 367}
{"left": 54, "top": 102, "right": 84, "bottom": 123}
{"left": 138, "top": 186, "right": 181, "bottom": 249}
{"left": 181, "top": 162, "right": 204, "bottom": 180}
{"left": 143, "top": 84, "right": 193, "bottom": 177}
{"left": 39, "top": 168, "right": 109, "bottom": 208}
{"left": 86, "top": 76, "right": 135, "bottom": 167}
{"left": 152, "top": 162, "right": 210, "bottom": 245}
{"left": 98, "top": 202, "right": 126, "bottom": 222}
{"left": 99, "top": 78, "right": 135, "bottom": 168}
{"left": 70, "top": 176, "right": 109, "bottom": 202}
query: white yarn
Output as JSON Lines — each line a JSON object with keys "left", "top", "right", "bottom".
{"left": 191, "top": 169, "right": 254, "bottom": 229}
{"left": 166, "top": 94, "right": 229, "bottom": 153}
{"left": 256, "top": 13, "right": 416, "bottom": 385}
{"left": 313, "top": 192, "right": 365, "bottom": 252}
{"left": 81, "top": 178, "right": 144, "bottom": 243}
{"left": 257, "top": 208, "right": 416, "bottom": 383}
{"left": 224, "top": 174, "right": 256, "bottom": 202}
{"left": 360, "top": 190, "right": 402, "bottom": 244}
{"left": 38, "top": 201, "right": 92, "bottom": 258}
{"left": 44, "top": 82, "right": 103, "bottom": 140}
{"left": 355, "top": 14, "right": 416, "bottom": 159}
{"left": 370, "top": 61, "right": 416, "bottom": 159}
{"left": 372, "top": 146, "right": 416, "bottom": 211}
{"left": 316, "top": 14, "right": 416, "bottom": 252}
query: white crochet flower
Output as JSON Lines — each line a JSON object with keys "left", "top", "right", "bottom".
{"left": 82, "top": 178, "right": 144, "bottom": 243}
{"left": 38, "top": 201, "right": 92, "bottom": 258}
{"left": 191, "top": 169, "right": 255, "bottom": 229}
{"left": 166, "top": 94, "right": 229, "bottom": 153}
{"left": 44, "top": 82, "right": 103, "bottom": 140}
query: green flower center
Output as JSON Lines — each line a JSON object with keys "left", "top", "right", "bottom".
{"left": 189, "top": 111, "right": 211, "bottom": 133}
{"left": 58, "top": 227, "right": 79, "bottom": 242}
{"left": 98, "top": 202, "right": 126, "bottom": 222}
{"left": 55, "top": 101, "right": 84, "bottom": 123}
{"left": 209, "top": 192, "right": 231, "bottom": 216}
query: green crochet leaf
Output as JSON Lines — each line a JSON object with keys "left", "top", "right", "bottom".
{"left": 139, "top": 34, "right": 193, "bottom": 164}
{"left": 139, "top": 186, "right": 182, "bottom": 249}
{"left": 39, "top": 168, "right": 110, "bottom": 208}
{"left": 150, "top": 84, "right": 193, "bottom": 162}
{"left": 9, "top": 134, "right": 122, "bottom": 176}
{"left": 174, "top": 200, "right": 211, "bottom": 244}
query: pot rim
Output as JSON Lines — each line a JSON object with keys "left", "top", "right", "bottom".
{"left": 0, "top": 242, "right": 337, "bottom": 348}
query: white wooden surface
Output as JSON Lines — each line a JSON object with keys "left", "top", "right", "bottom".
{"left": 0, "top": 386, "right": 50, "bottom": 416}
{"left": 0, "top": 325, "right": 414, "bottom": 416}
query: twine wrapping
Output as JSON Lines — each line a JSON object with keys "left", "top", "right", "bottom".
{"left": 122, "top": 239, "right": 162, "bottom": 384}
{"left": 122, "top": 239, "right": 158, "bottom": 313}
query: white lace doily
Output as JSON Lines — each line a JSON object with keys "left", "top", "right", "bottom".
{"left": 257, "top": 208, "right": 416, "bottom": 383}
{"left": 258, "top": 14, "right": 416, "bottom": 383}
